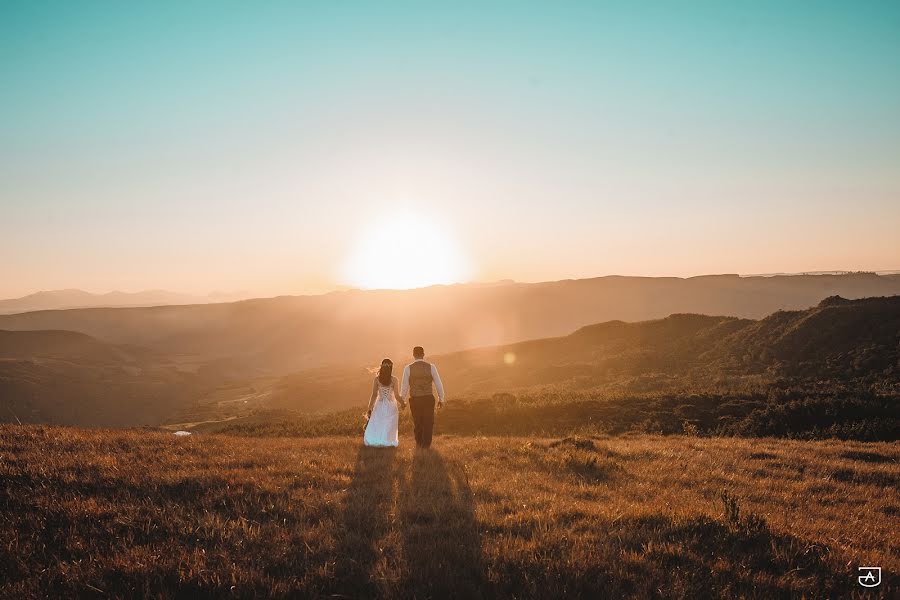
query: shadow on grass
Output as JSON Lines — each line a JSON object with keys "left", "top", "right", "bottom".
{"left": 399, "top": 449, "right": 486, "bottom": 598}
{"left": 331, "top": 445, "right": 398, "bottom": 598}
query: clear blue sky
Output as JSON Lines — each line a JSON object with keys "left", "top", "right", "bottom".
{"left": 2, "top": 1, "right": 899, "bottom": 296}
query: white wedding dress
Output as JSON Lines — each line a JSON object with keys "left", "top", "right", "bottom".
{"left": 364, "top": 383, "right": 399, "bottom": 447}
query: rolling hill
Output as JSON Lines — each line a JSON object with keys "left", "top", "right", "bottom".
{"left": 2, "top": 288, "right": 897, "bottom": 432}
{"left": 0, "top": 289, "right": 247, "bottom": 315}
{"left": 258, "top": 295, "right": 900, "bottom": 415}
{"left": 0, "top": 329, "right": 129, "bottom": 363}
{"left": 0, "top": 330, "right": 216, "bottom": 427}
{"left": 0, "top": 273, "right": 898, "bottom": 377}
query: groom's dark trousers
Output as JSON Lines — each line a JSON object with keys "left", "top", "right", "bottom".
{"left": 409, "top": 394, "right": 436, "bottom": 448}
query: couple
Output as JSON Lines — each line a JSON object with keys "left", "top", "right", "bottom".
{"left": 364, "top": 346, "right": 445, "bottom": 449}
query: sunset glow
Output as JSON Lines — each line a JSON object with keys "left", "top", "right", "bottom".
{"left": 341, "top": 213, "right": 471, "bottom": 290}
{"left": 1, "top": 3, "right": 898, "bottom": 298}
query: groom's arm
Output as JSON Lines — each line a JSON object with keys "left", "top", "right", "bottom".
{"left": 431, "top": 364, "right": 445, "bottom": 404}
{"left": 399, "top": 364, "right": 411, "bottom": 400}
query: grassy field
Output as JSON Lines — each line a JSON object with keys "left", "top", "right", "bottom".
{"left": 1, "top": 425, "right": 897, "bottom": 598}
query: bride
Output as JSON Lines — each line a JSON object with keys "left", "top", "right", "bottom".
{"left": 364, "top": 358, "right": 403, "bottom": 447}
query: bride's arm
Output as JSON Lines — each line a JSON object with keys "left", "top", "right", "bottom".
{"left": 366, "top": 378, "right": 378, "bottom": 417}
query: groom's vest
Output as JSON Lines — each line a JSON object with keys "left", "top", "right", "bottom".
{"left": 408, "top": 361, "right": 434, "bottom": 397}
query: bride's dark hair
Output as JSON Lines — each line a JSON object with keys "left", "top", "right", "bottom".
{"left": 378, "top": 358, "right": 393, "bottom": 386}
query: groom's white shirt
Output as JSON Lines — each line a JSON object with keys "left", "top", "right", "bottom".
{"left": 400, "top": 358, "right": 445, "bottom": 402}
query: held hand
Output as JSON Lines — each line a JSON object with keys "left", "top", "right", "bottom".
{"left": 438, "top": 400, "right": 445, "bottom": 410}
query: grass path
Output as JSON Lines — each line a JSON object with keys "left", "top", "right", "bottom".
{"left": 1, "top": 426, "right": 897, "bottom": 598}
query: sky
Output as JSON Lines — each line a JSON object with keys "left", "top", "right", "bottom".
{"left": 2, "top": 1, "right": 899, "bottom": 298}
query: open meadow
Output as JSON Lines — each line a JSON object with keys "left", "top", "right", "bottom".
{"left": 4, "top": 1, "right": 900, "bottom": 597}
{"left": 1, "top": 425, "right": 897, "bottom": 598}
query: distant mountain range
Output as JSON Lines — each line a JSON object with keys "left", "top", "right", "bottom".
{"left": 0, "top": 273, "right": 898, "bottom": 376}
{"left": 1, "top": 292, "right": 898, "bottom": 428}
{"left": 0, "top": 289, "right": 249, "bottom": 314}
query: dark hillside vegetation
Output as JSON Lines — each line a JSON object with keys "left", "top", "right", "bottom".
{"left": 201, "top": 384, "right": 898, "bottom": 442}
{"left": 708, "top": 295, "right": 900, "bottom": 379}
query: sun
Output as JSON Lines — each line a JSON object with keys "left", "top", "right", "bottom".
{"left": 341, "top": 213, "right": 471, "bottom": 290}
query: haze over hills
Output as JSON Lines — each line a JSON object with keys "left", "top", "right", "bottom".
{"left": 0, "top": 329, "right": 129, "bottom": 363}
{"left": 263, "top": 295, "right": 900, "bottom": 415}
{"left": 0, "top": 273, "right": 898, "bottom": 377}
{"left": 0, "top": 289, "right": 249, "bottom": 315}
{"left": 0, "top": 330, "right": 210, "bottom": 427}
{"left": 3, "top": 293, "right": 897, "bottom": 431}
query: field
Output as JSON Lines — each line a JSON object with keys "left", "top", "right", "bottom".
{"left": 2, "top": 425, "right": 897, "bottom": 598}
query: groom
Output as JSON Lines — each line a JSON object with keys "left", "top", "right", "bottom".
{"left": 399, "top": 346, "right": 445, "bottom": 448}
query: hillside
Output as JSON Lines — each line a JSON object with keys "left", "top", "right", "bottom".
{"left": 0, "top": 289, "right": 247, "bottom": 315}
{"left": 1, "top": 273, "right": 898, "bottom": 376}
{"left": 709, "top": 295, "right": 900, "bottom": 379}
{"left": 1, "top": 426, "right": 896, "bottom": 598}
{"left": 3, "top": 295, "right": 897, "bottom": 433}
{"left": 258, "top": 296, "right": 900, "bottom": 414}
{"left": 0, "top": 329, "right": 128, "bottom": 363}
{"left": 0, "top": 330, "right": 218, "bottom": 427}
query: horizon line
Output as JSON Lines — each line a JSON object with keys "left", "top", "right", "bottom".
{"left": 3, "top": 269, "right": 899, "bottom": 304}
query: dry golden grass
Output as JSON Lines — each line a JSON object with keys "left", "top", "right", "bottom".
{"left": 1, "top": 425, "right": 897, "bottom": 598}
